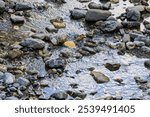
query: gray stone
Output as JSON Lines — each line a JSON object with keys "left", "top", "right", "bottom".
{"left": 67, "top": 90, "right": 87, "bottom": 99}
{"left": 91, "top": 71, "right": 110, "bottom": 83}
{"left": 45, "top": 58, "right": 66, "bottom": 69}
{"left": 17, "top": 77, "right": 30, "bottom": 86}
{"left": 21, "top": 38, "right": 46, "bottom": 49}
{"left": 2, "top": 72, "right": 15, "bottom": 84}
{"left": 100, "top": 20, "right": 120, "bottom": 32}
{"left": 85, "top": 9, "right": 111, "bottom": 22}
{"left": 0, "top": 0, "right": 5, "bottom": 14}
{"left": 104, "top": 63, "right": 121, "bottom": 71}
{"left": 144, "top": 60, "right": 150, "bottom": 69}
{"left": 70, "top": 9, "right": 87, "bottom": 19}
{"left": 10, "top": 14, "right": 25, "bottom": 24}
{"left": 15, "top": 3, "right": 32, "bottom": 11}
{"left": 51, "top": 91, "right": 68, "bottom": 100}
{"left": 127, "top": 9, "right": 141, "bottom": 21}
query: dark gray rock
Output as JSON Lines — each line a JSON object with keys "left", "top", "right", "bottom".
{"left": 122, "top": 21, "right": 140, "bottom": 28}
{"left": 127, "top": 9, "right": 141, "bottom": 21}
{"left": 2, "top": 72, "right": 15, "bottom": 84}
{"left": 100, "top": 20, "right": 120, "bottom": 32}
{"left": 144, "top": 60, "right": 150, "bottom": 69}
{"left": 17, "top": 77, "right": 30, "bottom": 86}
{"left": 10, "top": 14, "right": 25, "bottom": 24}
{"left": 51, "top": 91, "right": 68, "bottom": 100}
{"left": 70, "top": 9, "right": 87, "bottom": 19}
{"left": 45, "top": 58, "right": 66, "bottom": 69}
{"left": 85, "top": 9, "right": 111, "bottom": 22}
{"left": 78, "top": 0, "right": 91, "bottom": 3}
{"left": 104, "top": 63, "right": 121, "bottom": 71}
{"left": 21, "top": 38, "right": 46, "bottom": 49}
{"left": 88, "top": 2, "right": 103, "bottom": 9}
{"left": 15, "top": 3, "right": 32, "bottom": 11}
{"left": 0, "top": 0, "right": 5, "bottom": 14}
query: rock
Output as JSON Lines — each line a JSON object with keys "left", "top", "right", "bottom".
{"left": 64, "top": 41, "right": 76, "bottom": 48}
{"left": 141, "top": 46, "right": 150, "bottom": 54}
{"left": 10, "top": 14, "right": 25, "bottom": 24}
{"left": 104, "top": 63, "right": 121, "bottom": 71}
{"left": 88, "top": 2, "right": 103, "bottom": 9}
{"left": 114, "top": 77, "right": 123, "bottom": 84}
{"left": 40, "top": 79, "right": 50, "bottom": 87}
{"left": 81, "top": 46, "right": 96, "bottom": 54}
{"left": 78, "top": 0, "right": 91, "bottom": 3}
{"left": 144, "top": 60, "right": 150, "bottom": 69}
{"left": 48, "top": 34, "right": 68, "bottom": 46}
{"left": 31, "top": 33, "right": 48, "bottom": 40}
{"left": 0, "top": 64, "right": 7, "bottom": 72}
{"left": 15, "top": 3, "right": 32, "bottom": 11}
{"left": 5, "top": 96, "right": 18, "bottom": 100}
{"left": 17, "top": 77, "right": 30, "bottom": 86}
{"left": 0, "top": 71, "right": 4, "bottom": 79}
{"left": 85, "top": 9, "right": 111, "bottom": 22}
{"left": 7, "top": 49, "right": 23, "bottom": 59}
{"left": 50, "top": 17, "right": 66, "bottom": 29}
{"left": 134, "top": 76, "right": 148, "bottom": 84}
{"left": 126, "top": 42, "right": 136, "bottom": 50}
{"left": 70, "top": 9, "right": 87, "bottom": 19}
{"left": 2, "top": 72, "right": 15, "bottom": 84}
{"left": 133, "top": 41, "right": 145, "bottom": 47}
{"left": 66, "top": 90, "right": 87, "bottom": 99}
{"left": 134, "top": 36, "right": 150, "bottom": 46}
{"left": 45, "top": 25, "right": 58, "bottom": 33}
{"left": 0, "top": 0, "right": 5, "bottom": 14}
{"left": 110, "top": 0, "right": 119, "bottom": 3}
{"left": 122, "top": 34, "right": 131, "bottom": 42}
{"left": 145, "top": 6, "right": 150, "bottom": 13}
{"left": 91, "top": 71, "right": 110, "bottom": 83}
{"left": 51, "top": 91, "right": 68, "bottom": 100}
{"left": 21, "top": 38, "right": 46, "bottom": 49}
{"left": 122, "top": 21, "right": 140, "bottom": 28}
{"left": 0, "top": 91, "right": 6, "bottom": 99}
{"left": 45, "top": 58, "right": 66, "bottom": 69}
{"left": 126, "top": 9, "right": 141, "bottom": 21}
{"left": 127, "top": 5, "right": 145, "bottom": 12}
{"left": 100, "top": 20, "right": 120, "bottom": 33}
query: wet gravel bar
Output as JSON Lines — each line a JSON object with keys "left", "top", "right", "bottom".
{"left": 0, "top": 0, "right": 150, "bottom": 100}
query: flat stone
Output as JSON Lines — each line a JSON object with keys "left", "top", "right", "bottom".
{"left": 91, "top": 71, "right": 110, "bottom": 83}
{"left": 21, "top": 38, "right": 46, "bottom": 49}
{"left": 85, "top": 9, "right": 111, "bottom": 22}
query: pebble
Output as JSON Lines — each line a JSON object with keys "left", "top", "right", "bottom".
{"left": 17, "top": 77, "right": 30, "bottom": 86}
{"left": 104, "top": 63, "right": 121, "bottom": 71}
{"left": 144, "top": 60, "right": 150, "bottom": 69}
{"left": 91, "top": 70, "right": 110, "bottom": 83}
{"left": 21, "top": 38, "right": 46, "bottom": 49}
{"left": 10, "top": 14, "right": 25, "bottom": 24}
{"left": 51, "top": 91, "right": 68, "bottom": 100}
{"left": 85, "top": 9, "right": 111, "bottom": 22}
{"left": 2, "top": 72, "right": 15, "bottom": 84}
